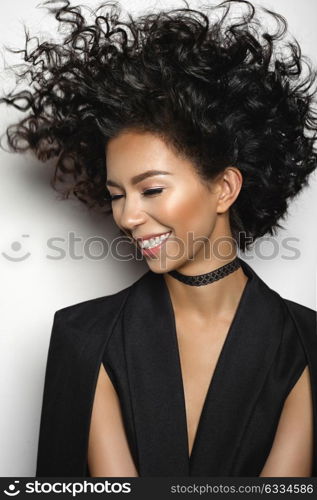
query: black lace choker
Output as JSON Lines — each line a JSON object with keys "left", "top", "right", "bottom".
{"left": 167, "top": 256, "right": 241, "bottom": 286}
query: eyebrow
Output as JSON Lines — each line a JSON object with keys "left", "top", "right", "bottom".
{"left": 106, "top": 169, "right": 173, "bottom": 188}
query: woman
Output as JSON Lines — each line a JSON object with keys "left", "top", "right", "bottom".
{"left": 1, "top": 0, "right": 317, "bottom": 477}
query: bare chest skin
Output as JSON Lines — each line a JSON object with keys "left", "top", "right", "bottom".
{"left": 174, "top": 312, "right": 233, "bottom": 458}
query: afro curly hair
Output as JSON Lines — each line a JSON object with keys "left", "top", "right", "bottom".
{"left": 1, "top": 0, "right": 317, "bottom": 251}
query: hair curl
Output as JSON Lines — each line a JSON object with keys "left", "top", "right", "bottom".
{"left": 1, "top": 0, "right": 317, "bottom": 250}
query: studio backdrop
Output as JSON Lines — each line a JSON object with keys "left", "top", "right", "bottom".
{"left": 0, "top": 0, "right": 316, "bottom": 477}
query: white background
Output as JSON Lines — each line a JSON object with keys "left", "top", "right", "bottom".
{"left": 0, "top": 0, "right": 316, "bottom": 476}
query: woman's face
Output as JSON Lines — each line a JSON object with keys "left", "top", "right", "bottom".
{"left": 105, "top": 129, "right": 235, "bottom": 273}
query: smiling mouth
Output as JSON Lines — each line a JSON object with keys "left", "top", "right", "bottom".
{"left": 137, "top": 231, "right": 172, "bottom": 251}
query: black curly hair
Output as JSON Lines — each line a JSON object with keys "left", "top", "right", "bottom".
{"left": 1, "top": 0, "right": 317, "bottom": 251}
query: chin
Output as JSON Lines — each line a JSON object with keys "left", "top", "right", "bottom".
{"left": 146, "top": 260, "right": 170, "bottom": 274}
{"left": 146, "top": 257, "right": 186, "bottom": 275}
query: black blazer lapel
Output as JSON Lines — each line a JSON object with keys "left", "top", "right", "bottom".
{"left": 123, "top": 271, "right": 190, "bottom": 476}
{"left": 189, "top": 259, "right": 286, "bottom": 475}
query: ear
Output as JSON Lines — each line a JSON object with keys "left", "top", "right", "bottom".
{"left": 215, "top": 167, "right": 243, "bottom": 214}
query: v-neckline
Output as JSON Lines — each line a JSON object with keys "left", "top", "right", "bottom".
{"left": 161, "top": 262, "right": 253, "bottom": 463}
{"left": 123, "top": 257, "right": 286, "bottom": 475}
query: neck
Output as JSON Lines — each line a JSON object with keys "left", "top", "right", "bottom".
{"left": 163, "top": 256, "right": 249, "bottom": 325}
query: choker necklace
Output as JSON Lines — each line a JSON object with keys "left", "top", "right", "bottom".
{"left": 167, "top": 256, "right": 241, "bottom": 286}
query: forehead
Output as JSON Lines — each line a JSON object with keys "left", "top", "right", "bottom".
{"left": 107, "top": 130, "right": 165, "bottom": 155}
{"left": 105, "top": 130, "right": 195, "bottom": 178}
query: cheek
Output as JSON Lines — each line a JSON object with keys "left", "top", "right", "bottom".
{"left": 157, "top": 188, "right": 217, "bottom": 236}
{"left": 155, "top": 197, "right": 193, "bottom": 223}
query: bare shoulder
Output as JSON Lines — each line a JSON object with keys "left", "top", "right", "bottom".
{"left": 88, "top": 363, "right": 138, "bottom": 477}
{"left": 260, "top": 365, "right": 314, "bottom": 477}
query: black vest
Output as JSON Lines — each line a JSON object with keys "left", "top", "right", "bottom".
{"left": 36, "top": 258, "right": 317, "bottom": 476}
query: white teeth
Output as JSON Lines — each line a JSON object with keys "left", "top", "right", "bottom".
{"left": 140, "top": 232, "right": 171, "bottom": 249}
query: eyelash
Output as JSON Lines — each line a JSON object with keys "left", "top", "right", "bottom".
{"left": 107, "top": 188, "right": 164, "bottom": 202}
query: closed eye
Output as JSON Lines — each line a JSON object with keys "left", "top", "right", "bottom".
{"left": 108, "top": 194, "right": 123, "bottom": 201}
{"left": 142, "top": 188, "right": 164, "bottom": 197}
{"left": 107, "top": 188, "right": 164, "bottom": 202}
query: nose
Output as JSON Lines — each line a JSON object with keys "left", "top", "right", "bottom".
{"left": 117, "top": 195, "right": 147, "bottom": 235}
